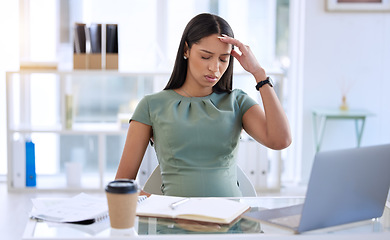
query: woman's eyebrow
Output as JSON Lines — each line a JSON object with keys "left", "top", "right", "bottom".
{"left": 200, "top": 49, "right": 230, "bottom": 56}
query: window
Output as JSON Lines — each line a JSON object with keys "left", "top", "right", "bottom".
{"left": 3, "top": 0, "right": 292, "bottom": 185}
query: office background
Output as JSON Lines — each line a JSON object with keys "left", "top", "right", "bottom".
{"left": 0, "top": 0, "right": 390, "bottom": 188}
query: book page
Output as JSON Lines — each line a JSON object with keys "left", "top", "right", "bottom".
{"left": 136, "top": 195, "right": 250, "bottom": 224}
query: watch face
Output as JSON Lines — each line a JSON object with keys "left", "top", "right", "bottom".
{"left": 268, "top": 77, "right": 274, "bottom": 87}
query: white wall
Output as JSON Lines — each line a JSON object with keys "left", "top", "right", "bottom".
{"left": 298, "top": 0, "right": 390, "bottom": 183}
{"left": 0, "top": 1, "right": 19, "bottom": 176}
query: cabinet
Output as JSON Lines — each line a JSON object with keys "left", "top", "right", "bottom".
{"left": 6, "top": 70, "right": 281, "bottom": 192}
{"left": 237, "top": 135, "right": 282, "bottom": 192}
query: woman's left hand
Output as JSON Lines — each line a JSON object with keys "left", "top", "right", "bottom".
{"left": 219, "top": 35, "right": 266, "bottom": 79}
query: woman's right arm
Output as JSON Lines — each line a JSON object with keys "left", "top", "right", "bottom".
{"left": 115, "top": 120, "right": 153, "bottom": 195}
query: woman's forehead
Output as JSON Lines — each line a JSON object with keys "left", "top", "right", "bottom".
{"left": 192, "top": 34, "right": 232, "bottom": 54}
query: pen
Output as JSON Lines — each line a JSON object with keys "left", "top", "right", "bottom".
{"left": 169, "top": 198, "right": 190, "bottom": 210}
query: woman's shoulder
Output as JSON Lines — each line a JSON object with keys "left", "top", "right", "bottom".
{"left": 217, "top": 89, "right": 250, "bottom": 101}
{"left": 229, "top": 89, "right": 258, "bottom": 109}
{"left": 142, "top": 90, "right": 174, "bottom": 101}
{"left": 138, "top": 90, "right": 179, "bottom": 107}
{"left": 231, "top": 88, "right": 249, "bottom": 96}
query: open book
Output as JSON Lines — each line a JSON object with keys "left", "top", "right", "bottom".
{"left": 136, "top": 195, "right": 250, "bottom": 225}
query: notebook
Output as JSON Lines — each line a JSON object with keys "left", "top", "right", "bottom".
{"left": 136, "top": 194, "right": 250, "bottom": 224}
{"left": 30, "top": 193, "right": 108, "bottom": 225}
{"left": 244, "top": 144, "right": 390, "bottom": 233}
{"left": 30, "top": 193, "right": 147, "bottom": 225}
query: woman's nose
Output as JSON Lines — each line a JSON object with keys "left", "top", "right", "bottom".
{"left": 208, "top": 59, "right": 219, "bottom": 72}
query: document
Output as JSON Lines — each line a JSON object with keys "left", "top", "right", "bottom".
{"left": 136, "top": 195, "right": 250, "bottom": 225}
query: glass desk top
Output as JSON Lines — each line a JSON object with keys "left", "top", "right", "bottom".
{"left": 23, "top": 197, "right": 390, "bottom": 239}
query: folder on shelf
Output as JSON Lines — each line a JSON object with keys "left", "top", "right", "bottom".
{"left": 74, "top": 23, "right": 87, "bottom": 54}
{"left": 105, "top": 24, "right": 118, "bottom": 54}
{"left": 87, "top": 23, "right": 102, "bottom": 69}
{"left": 88, "top": 23, "right": 102, "bottom": 53}
{"left": 105, "top": 24, "right": 118, "bottom": 69}
{"left": 12, "top": 139, "right": 26, "bottom": 188}
{"left": 25, "top": 140, "right": 36, "bottom": 187}
{"left": 73, "top": 23, "right": 87, "bottom": 69}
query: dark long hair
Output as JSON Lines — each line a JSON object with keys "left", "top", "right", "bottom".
{"left": 164, "top": 13, "right": 234, "bottom": 93}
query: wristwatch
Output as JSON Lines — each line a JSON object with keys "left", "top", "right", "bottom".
{"left": 255, "top": 77, "right": 273, "bottom": 90}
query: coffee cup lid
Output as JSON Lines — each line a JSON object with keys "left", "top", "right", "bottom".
{"left": 105, "top": 179, "right": 139, "bottom": 194}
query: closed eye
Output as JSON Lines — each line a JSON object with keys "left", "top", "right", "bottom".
{"left": 220, "top": 57, "right": 228, "bottom": 63}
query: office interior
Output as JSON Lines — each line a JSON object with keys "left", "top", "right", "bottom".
{"left": 1, "top": 0, "right": 389, "bottom": 239}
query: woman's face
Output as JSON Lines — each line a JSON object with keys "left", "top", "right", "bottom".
{"left": 184, "top": 34, "right": 232, "bottom": 91}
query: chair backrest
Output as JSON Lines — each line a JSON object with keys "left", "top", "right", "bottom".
{"left": 143, "top": 165, "right": 257, "bottom": 197}
{"left": 142, "top": 165, "right": 163, "bottom": 195}
{"left": 236, "top": 166, "right": 258, "bottom": 197}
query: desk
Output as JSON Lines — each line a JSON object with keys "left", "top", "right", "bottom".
{"left": 23, "top": 197, "right": 390, "bottom": 239}
{"left": 312, "top": 108, "right": 373, "bottom": 152}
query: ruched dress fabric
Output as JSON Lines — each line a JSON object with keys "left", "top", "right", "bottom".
{"left": 130, "top": 89, "right": 258, "bottom": 197}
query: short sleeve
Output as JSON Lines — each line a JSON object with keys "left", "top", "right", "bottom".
{"left": 234, "top": 89, "right": 258, "bottom": 117}
{"left": 130, "top": 96, "right": 152, "bottom": 126}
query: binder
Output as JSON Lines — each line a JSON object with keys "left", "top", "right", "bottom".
{"left": 74, "top": 23, "right": 87, "bottom": 53}
{"left": 73, "top": 23, "right": 87, "bottom": 69}
{"left": 12, "top": 139, "right": 26, "bottom": 188}
{"left": 88, "top": 23, "right": 102, "bottom": 53}
{"left": 25, "top": 140, "right": 36, "bottom": 187}
{"left": 105, "top": 24, "right": 118, "bottom": 69}
{"left": 87, "top": 23, "right": 103, "bottom": 69}
{"left": 106, "top": 24, "right": 118, "bottom": 54}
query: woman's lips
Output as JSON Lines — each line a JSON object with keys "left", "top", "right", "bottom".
{"left": 205, "top": 75, "right": 218, "bottom": 82}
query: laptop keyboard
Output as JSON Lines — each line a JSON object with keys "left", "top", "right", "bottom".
{"left": 270, "top": 214, "right": 301, "bottom": 228}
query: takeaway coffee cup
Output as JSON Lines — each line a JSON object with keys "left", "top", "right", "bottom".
{"left": 105, "top": 179, "right": 139, "bottom": 229}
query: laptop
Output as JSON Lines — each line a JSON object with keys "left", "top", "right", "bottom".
{"left": 243, "top": 144, "right": 390, "bottom": 233}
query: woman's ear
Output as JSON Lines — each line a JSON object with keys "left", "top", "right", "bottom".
{"left": 184, "top": 42, "right": 189, "bottom": 58}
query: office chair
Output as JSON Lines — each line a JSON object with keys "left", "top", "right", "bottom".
{"left": 143, "top": 165, "right": 257, "bottom": 197}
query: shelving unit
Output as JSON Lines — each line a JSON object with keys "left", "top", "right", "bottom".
{"left": 6, "top": 70, "right": 162, "bottom": 192}
{"left": 6, "top": 70, "right": 283, "bottom": 193}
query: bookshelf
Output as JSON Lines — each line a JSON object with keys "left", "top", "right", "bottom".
{"left": 6, "top": 70, "right": 282, "bottom": 192}
{"left": 6, "top": 70, "right": 162, "bottom": 192}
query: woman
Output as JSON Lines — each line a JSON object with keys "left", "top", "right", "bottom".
{"left": 115, "top": 13, "right": 291, "bottom": 197}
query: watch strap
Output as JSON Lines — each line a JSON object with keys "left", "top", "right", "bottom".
{"left": 255, "top": 77, "right": 271, "bottom": 90}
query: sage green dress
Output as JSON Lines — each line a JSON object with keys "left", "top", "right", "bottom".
{"left": 131, "top": 89, "right": 258, "bottom": 197}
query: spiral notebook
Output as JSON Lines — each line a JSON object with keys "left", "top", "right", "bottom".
{"left": 30, "top": 193, "right": 147, "bottom": 225}
{"left": 30, "top": 193, "right": 109, "bottom": 225}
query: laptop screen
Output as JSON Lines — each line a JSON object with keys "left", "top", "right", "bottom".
{"left": 298, "top": 144, "right": 390, "bottom": 233}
